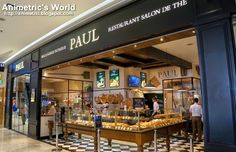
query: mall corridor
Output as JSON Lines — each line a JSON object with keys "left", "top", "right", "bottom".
{"left": 0, "top": 128, "right": 68, "bottom": 152}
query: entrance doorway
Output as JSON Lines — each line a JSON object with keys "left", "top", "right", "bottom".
{"left": 40, "top": 29, "right": 204, "bottom": 151}
{"left": 11, "top": 74, "right": 30, "bottom": 135}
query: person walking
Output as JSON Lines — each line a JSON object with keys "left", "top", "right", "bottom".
{"left": 189, "top": 98, "right": 203, "bottom": 141}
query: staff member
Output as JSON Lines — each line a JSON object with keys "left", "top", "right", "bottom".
{"left": 189, "top": 98, "right": 203, "bottom": 141}
{"left": 152, "top": 96, "right": 160, "bottom": 116}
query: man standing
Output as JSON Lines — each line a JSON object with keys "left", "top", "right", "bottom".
{"left": 189, "top": 98, "right": 203, "bottom": 141}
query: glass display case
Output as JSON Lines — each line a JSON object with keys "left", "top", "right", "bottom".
{"left": 163, "top": 77, "right": 201, "bottom": 119}
{"left": 65, "top": 109, "right": 183, "bottom": 131}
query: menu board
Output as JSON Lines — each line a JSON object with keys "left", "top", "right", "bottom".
{"left": 133, "top": 98, "right": 145, "bottom": 110}
{"left": 140, "top": 72, "right": 147, "bottom": 87}
{"left": 96, "top": 71, "right": 106, "bottom": 88}
{"left": 109, "top": 69, "right": 119, "bottom": 87}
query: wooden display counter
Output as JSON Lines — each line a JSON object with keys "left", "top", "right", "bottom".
{"left": 63, "top": 121, "right": 188, "bottom": 152}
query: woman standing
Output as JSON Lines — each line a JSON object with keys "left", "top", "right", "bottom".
{"left": 152, "top": 96, "right": 160, "bottom": 116}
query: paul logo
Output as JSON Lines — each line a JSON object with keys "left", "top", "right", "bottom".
{"left": 70, "top": 29, "right": 100, "bottom": 51}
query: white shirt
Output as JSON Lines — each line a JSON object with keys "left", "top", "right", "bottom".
{"left": 189, "top": 103, "right": 202, "bottom": 117}
{"left": 153, "top": 102, "right": 159, "bottom": 113}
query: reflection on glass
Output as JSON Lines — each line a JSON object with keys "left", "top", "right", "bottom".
{"left": 163, "top": 77, "right": 201, "bottom": 119}
{"left": 11, "top": 74, "right": 30, "bottom": 135}
{"left": 41, "top": 77, "right": 93, "bottom": 116}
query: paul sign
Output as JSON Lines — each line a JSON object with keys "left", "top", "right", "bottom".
{"left": 70, "top": 29, "right": 100, "bottom": 51}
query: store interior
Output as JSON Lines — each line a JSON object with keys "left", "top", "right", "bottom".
{"left": 40, "top": 29, "right": 201, "bottom": 137}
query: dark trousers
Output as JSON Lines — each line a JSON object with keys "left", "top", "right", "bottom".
{"left": 192, "top": 116, "right": 202, "bottom": 140}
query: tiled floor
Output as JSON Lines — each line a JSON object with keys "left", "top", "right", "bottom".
{"left": 43, "top": 134, "right": 204, "bottom": 152}
{"left": 0, "top": 128, "right": 69, "bottom": 152}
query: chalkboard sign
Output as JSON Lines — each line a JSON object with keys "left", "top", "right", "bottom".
{"left": 133, "top": 98, "right": 145, "bottom": 110}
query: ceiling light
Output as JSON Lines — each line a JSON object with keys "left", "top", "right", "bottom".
{"left": 43, "top": 72, "right": 48, "bottom": 77}
{"left": 178, "top": 87, "right": 188, "bottom": 92}
{"left": 164, "top": 88, "right": 173, "bottom": 91}
{"left": 112, "top": 50, "right": 115, "bottom": 54}
{"left": 57, "top": 65, "right": 60, "bottom": 68}
{"left": 189, "top": 88, "right": 196, "bottom": 92}
{"left": 80, "top": 59, "right": 83, "bottom": 62}
{"left": 134, "top": 44, "right": 137, "bottom": 48}
{"left": 160, "top": 37, "right": 164, "bottom": 42}
{"left": 192, "top": 30, "right": 196, "bottom": 34}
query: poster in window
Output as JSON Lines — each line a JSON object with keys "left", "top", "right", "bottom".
{"left": 109, "top": 69, "right": 119, "bottom": 87}
{"left": 96, "top": 71, "right": 106, "bottom": 88}
{"left": 140, "top": 72, "right": 147, "bottom": 87}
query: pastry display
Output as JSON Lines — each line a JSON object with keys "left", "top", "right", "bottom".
{"left": 66, "top": 115, "right": 183, "bottom": 131}
{"left": 94, "top": 93, "right": 124, "bottom": 104}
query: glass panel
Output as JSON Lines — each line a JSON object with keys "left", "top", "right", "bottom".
{"left": 69, "top": 80, "right": 83, "bottom": 108}
{"left": 182, "top": 78, "right": 192, "bottom": 90}
{"left": 69, "top": 80, "right": 82, "bottom": 91}
{"left": 83, "top": 81, "right": 93, "bottom": 109}
{"left": 41, "top": 77, "right": 68, "bottom": 115}
{"left": 11, "top": 74, "right": 30, "bottom": 135}
{"left": 172, "top": 79, "right": 181, "bottom": 90}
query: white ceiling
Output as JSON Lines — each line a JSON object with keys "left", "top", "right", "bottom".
{"left": 0, "top": 0, "right": 104, "bottom": 62}
{"left": 153, "top": 36, "right": 199, "bottom": 65}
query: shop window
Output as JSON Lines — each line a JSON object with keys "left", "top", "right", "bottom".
{"left": 41, "top": 77, "right": 93, "bottom": 116}
{"left": 163, "top": 77, "right": 201, "bottom": 119}
{"left": 11, "top": 74, "right": 30, "bottom": 135}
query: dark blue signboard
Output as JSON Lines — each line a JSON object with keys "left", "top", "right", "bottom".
{"left": 0, "top": 63, "right": 5, "bottom": 72}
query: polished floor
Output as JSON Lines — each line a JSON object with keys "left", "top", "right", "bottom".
{"left": 0, "top": 128, "right": 68, "bottom": 152}
{"left": 44, "top": 134, "right": 204, "bottom": 152}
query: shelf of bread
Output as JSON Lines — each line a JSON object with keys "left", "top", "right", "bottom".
{"left": 66, "top": 117, "right": 184, "bottom": 132}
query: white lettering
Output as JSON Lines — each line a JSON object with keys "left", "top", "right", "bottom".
{"left": 172, "top": 0, "right": 188, "bottom": 9}
{"left": 70, "top": 29, "right": 100, "bottom": 51}
{"left": 92, "top": 29, "right": 100, "bottom": 42}
{"left": 83, "top": 30, "right": 92, "bottom": 45}
{"left": 2, "top": 4, "right": 8, "bottom": 11}
{"left": 70, "top": 38, "right": 76, "bottom": 50}
{"left": 75, "top": 36, "right": 83, "bottom": 48}
{"left": 15, "top": 61, "right": 24, "bottom": 71}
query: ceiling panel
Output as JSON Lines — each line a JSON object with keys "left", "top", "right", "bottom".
{"left": 0, "top": 0, "right": 104, "bottom": 62}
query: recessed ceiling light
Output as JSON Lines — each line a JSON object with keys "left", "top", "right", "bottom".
{"left": 80, "top": 59, "right": 83, "bottom": 62}
{"left": 134, "top": 44, "right": 137, "bottom": 48}
{"left": 192, "top": 30, "right": 196, "bottom": 34}
{"left": 57, "top": 65, "right": 60, "bottom": 68}
{"left": 112, "top": 50, "right": 115, "bottom": 54}
{"left": 0, "top": 18, "right": 5, "bottom": 21}
{"left": 160, "top": 37, "right": 164, "bottom": 42}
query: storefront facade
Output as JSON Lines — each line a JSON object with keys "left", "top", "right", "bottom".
{"left": 4, "top": 0, "right": 236, "bottom": 151}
